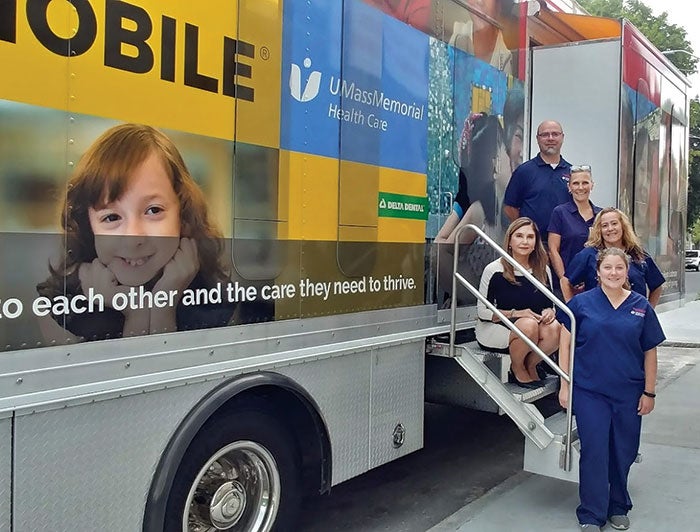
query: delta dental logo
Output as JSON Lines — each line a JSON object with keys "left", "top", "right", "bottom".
{"left": 288, "top": 57, "right": 425, "bottom": 131}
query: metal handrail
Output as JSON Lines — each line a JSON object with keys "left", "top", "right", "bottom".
{"left": 447, "top": 224, "right": 577, "bottom": 472}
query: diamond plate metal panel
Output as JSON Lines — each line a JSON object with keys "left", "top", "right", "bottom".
{"left": 13, "top": 381, "right": 219, "bottom": 532}
{"left": 369, "top": 341, "right": 424, "bottom": 468}
{"left": 0, "top": 417, "right": 10, "bottom": 532}
{"left": 12, "top": 333, "right": 428, "bottom": 528}
{"left": 280, "top": 352, "right": 372, "bottom": 485}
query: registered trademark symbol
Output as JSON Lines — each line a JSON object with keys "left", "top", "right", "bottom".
{"left": 260, "top": 46, "right": 270, "bottom": 60}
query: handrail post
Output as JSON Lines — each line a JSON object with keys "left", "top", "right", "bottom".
{"left": 448, "top": 223, "right": 577, "bottom": 472}
{"left": 449, "top": 233, "right": 462, "bottom": 358}
{"left": 564, "top": 318, "right": 576, "bottom": 470}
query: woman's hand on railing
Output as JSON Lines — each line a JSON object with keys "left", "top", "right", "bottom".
{"left": 558, "top": 381, "right": 569, "bottom": 410}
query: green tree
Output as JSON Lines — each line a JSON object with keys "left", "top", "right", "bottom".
{"left": 691, "top": 218, "right": 700, "bottom": 247}
{"left": 578, "top": 0, "right": 697, "bottom": 76}
{"left": 689, "top": 100, "right": 700, "bottom": 237}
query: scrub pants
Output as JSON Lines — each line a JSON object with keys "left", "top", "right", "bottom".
{"left": 574, "top": 386, "right": 642, "bottom": 526}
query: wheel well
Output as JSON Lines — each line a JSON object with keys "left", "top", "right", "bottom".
{"left": 143, "top": 372, "right": 332, "bottom": 532}
{"left": 222, "top": 385, "right": 332, "bottom": 496}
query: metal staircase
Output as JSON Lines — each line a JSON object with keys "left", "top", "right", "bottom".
{"left": 434, "top": 224, "right": 580, "bottom": 482}
{"left": 429, "top": 339, "right": 579, "bottom": 482}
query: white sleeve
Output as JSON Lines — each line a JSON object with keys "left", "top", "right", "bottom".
{"left": 477, "top": 261, "right": 498, "bottom": 321}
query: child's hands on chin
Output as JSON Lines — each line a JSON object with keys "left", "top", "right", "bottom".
{"left": 78, "top": 258, "right": 125, "bottom": 308}
{"left": 154, "top": 237, "right": 199, "bottom": 296}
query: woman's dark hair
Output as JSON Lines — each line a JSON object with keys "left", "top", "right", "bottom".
{"left": 457, "top": 113, "right": 504, "bottom": 226}
{"left": 503, "top": 86, "right": 524, "bottom": 156}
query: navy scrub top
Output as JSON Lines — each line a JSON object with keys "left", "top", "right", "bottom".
{"left": 565, "top": 247, "right": 665, "bottom": 297}
{"left": 558, "top": 287, "right": 665, "bottom": 398}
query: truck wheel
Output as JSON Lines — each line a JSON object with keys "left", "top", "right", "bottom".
{"left": 164, "top": 408, "right": 301, "bottom": 532}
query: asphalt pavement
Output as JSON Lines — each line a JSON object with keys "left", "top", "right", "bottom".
{"left": 428, "top": 300, "right": 700, "bottom": 532}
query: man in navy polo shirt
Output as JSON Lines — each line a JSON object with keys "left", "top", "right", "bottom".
{"left": 503, "top": 120, "right": 571, "bottom": 244}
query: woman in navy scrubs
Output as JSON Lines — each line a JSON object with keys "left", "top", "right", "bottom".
{"left": 547, "top": 165, "right": 601, "bottom": 286}
{"left": 558, "top": 247, "right": 665, "bottom": 531}
{"left": 561, "top": 207, "right": 665, "bottom": 307}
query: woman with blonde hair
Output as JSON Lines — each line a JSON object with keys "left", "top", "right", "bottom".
{"left": 475, "top": 217, "right": 559, "bottom": 387}
{"left": 561, "top": 207, "right": 664, "bottom": 307}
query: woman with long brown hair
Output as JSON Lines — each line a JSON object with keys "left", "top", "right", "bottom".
{"left": 475, "top": 217, "right": 559, "bottom": 387}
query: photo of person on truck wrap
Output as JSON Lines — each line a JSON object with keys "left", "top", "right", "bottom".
{"left": 36, "top": 123, "right": 235, "bottom": 343}
{"left": 434, "top": 87, "right": 524, "bottom": 307}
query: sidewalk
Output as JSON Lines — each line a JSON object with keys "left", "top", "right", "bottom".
{"left": 429, "top": 302, "right": 700, "bottom": 532}
{"left": 658, "top": 299, "right": 700, "bottom": 347}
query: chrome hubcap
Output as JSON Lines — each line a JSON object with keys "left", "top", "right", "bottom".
{"left": 184, "top": 441, "right": 280, "bottom": 532}
{"left": 210, "top": 480, "right": 246, "bottom": 527}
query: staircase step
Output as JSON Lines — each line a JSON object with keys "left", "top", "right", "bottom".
{"left": 452, "top": 352, "right": 556, "bottom": 450}
{"left": 430, "top": 340, "right": 509, "bottom": 380}
{"left": 543, "top": 410, "right": 577, "bottom": 438}
{"left": 431, "top": 340, "right": 559, "bottom": 401}
{"left": 505, "top": 375, "right": 559, "bottom": 403}
{"left": 524, "top": 410, "right": 580, "bottom": 483}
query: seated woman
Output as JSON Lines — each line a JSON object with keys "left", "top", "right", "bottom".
{"left": 561, "top": 207, "right": 665, "bottom": 307}
{"left": 475, "top": 217, "right": 560, "bottom": 388}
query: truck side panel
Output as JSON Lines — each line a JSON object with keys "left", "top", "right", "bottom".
{"left": 13, "top": 382, "right": 220, "bottom": 531}
{"left": 622, "top": 21, "right": 688, "bottom": 301}
{"left": 11, "top": 334, "right": 424, "bottom": 530}
{"left": 282, "top": 340, "right": 424, "bottom": 484}
{"left": 530, "top": 39, "right": 622, "bottom": 208}
{"left": 0, "top": 417, "right": 9, "bottom": 532}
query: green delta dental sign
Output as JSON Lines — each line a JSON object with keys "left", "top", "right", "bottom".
{"left": 378, "top": 192, "right": 429, "bottom": 220}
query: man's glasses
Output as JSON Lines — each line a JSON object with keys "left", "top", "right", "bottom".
{"left": 537, "top": 131, "right": 563, "bottom": 139}
{"left": 570, "top": 165, "right": 592, "bottom": 173}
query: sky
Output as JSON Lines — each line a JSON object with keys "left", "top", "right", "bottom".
{"left": 636, "top": 0, "right": 700, "bottom": 99}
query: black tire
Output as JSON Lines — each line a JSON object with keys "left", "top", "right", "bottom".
{"left": 164, "top": 404, "right": 301, "bottom": 532}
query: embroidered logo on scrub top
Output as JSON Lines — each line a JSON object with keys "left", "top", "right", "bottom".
{"left": 631, "top": 307, "right": 646, "bottom": 317}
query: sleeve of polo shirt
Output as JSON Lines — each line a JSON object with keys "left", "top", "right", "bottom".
{"left": 503, "top": 167, "right": 523, "bottom": 208}
{"left": 643, "top": 254, "right": 666, "bottom": 291}
{"left": 548, "top": 206, "right": 564, "bottom": 235}
{"left": 640, "top": 301, "right": 666, "bottom": 351}
{"left": 564, "top": 248, "right": 588, "bottom": 285}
